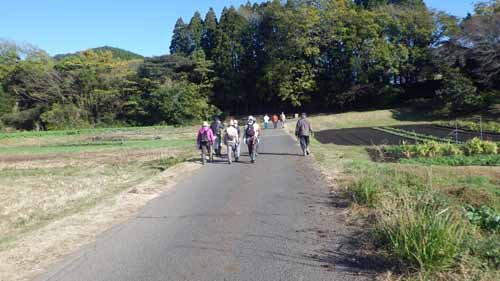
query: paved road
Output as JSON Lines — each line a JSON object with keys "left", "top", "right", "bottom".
{"left": 38, "top": 129, "right": 373, "bottom": 281}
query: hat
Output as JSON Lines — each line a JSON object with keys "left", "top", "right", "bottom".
{"left": 202, "top": 121, "right": 209, "bottom": 127}
{"left": 234, "top": 120, "right": 239, "bottom": 125}
{"left": 248, "top": 115, "right": 255, "bottom": 121}
{"left": 229, "top": 120, "right": 235, "bottom": 126}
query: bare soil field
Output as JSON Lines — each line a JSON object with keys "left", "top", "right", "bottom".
{"left": 316, "top": 124, "right": 500, "bottom": 146}
{"left": 315, "top": 127, "right": 417, "bottom": 146}
{"left": 395, "top": 124, "right": 500, "bottom": 142}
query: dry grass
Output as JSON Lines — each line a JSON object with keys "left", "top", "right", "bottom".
{"left": 0, "top": 161, "right": 200, "bottom": 281}
{"left": 0, "top": 125, "right": 201, "bottom": 280}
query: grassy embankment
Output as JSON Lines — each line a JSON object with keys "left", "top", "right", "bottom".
{"left": 308, "top": 109, "right": 499, "bottom": 281}
{"left": 0, "top": 125, "right": 197, "bottom": 251}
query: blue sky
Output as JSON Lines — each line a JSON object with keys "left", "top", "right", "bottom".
{"left": 0, "top": 0, "right": 476, "bottom": 57}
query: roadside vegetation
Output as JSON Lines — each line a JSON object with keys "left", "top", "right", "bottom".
{"left": 308, "top": 109, "right": 500, "bottom": 281}
{"left": 0, "top": 126, "right": 196, "bottom": 251}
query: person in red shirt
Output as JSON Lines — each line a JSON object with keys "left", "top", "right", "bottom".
{"left": 272, "top": 114, "right": 279, "bottom": 129}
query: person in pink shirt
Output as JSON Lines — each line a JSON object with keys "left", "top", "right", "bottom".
{"left": 197, "top": 121, "right": 215, "bottom": 164}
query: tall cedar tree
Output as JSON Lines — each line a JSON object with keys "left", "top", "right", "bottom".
{"left": 170, "top": 18, "right": 194, "bottom": 55}
{"left": 189, "top": 12, "right": 204, "bottom": 51}
{"left": 201, "top": 8, "right": 218, "bottom": 60}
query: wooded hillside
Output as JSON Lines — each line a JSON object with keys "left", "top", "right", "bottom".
{"left": 0, "top": 0, "right": 498, "bottom": 130}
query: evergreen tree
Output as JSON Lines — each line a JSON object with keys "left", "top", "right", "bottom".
{"left": 189, "top": 11, "right": 204, "bottom": 51}
{"left": 212, "top": 6, "right": 247, "bottom": 112}
{"left": 170, "top": 18, "right": 194, "bottom": 55}
{"left": 202, "top": 8, "right": 218, "bottom": 60}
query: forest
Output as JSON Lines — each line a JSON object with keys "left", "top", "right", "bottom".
{"left": 0, "top": 0, "right": 498, "bottom": 130}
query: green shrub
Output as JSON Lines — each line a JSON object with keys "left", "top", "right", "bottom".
{"left": 441, "top": 143, "right": 464, "bottom": 156}
{"left": 464, "top": 138, "right": 484, "bottom": 156}
{"left": 378, "top": 192, "right": 467, "bottom": 270}
{"left": 481, "top": 141, "right": 498, "bottom": 155}
{"left": 423, "top": 141, "right": 443, "bottom": 157}
{"left": 465, "top": 205, "right": 500, "bottom": 232}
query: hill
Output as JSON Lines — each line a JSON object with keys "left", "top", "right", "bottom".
{"left": 54, "top": 46, "right": 144, "bottom": 60}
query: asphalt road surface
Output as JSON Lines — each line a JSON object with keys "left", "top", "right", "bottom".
{"left": 38, "top": 129, "right": 373, "bottom": 281}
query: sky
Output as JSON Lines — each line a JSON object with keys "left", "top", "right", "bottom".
{"left": 0, "top": 0, "right": 477, "bottom": 57}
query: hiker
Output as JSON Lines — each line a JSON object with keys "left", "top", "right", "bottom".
{"left": 280, "top": 112, "right": 286, "bottom": 128}
{"left": 244, "top": 116, "right": 259, "bottom": 163}
{"left": 224, "top": 120, "right": 239, "bottom": 164}
{"left": 295, "top": 113, "right": 313, "bottom": 156}
{"left": 197, "top": 121, "right": 215, "bottom": 164}
{"left": 272, "top": 114, "right": 279, "bottom": 129}
{"left": 210, "top": 117, "right": 224, "bottom": 157}
{"left": 263, "top": 114, "right": 270, "bottom": 129}
{"left": 254, "top": 117, "right": 262, "bottom": 157}
{"left": 234, "top": 119, "right": 241, "bottom": 160}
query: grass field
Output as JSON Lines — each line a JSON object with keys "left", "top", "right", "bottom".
{"left": 0, "top": 125, "right": 197, "bottom": 251}
{"left": 307, "top": 109, "right": 500, "bottom": 281}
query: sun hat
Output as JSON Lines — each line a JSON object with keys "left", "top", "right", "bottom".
{"left": 202, "top": 121, "right": 209, "bottom": 127}
{"left": 229, "top": 120, "right": 235, "bottom": 126}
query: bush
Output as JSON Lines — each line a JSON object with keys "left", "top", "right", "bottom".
{"left": 436, "top": 68, "right": 483, "bottom": 113}
{"left": 40, "top": 103, "right": 89, "bottom": 130}
{"left": 441, "top": 143, "right": 464, "bottom": 156}
{"left": 481, "top": 141, "right": 498, "bottom": 155}
{"left": 378, "top": 192, "right": 467, "bottom": 270}
{"left": 464, "top": 138, "right": 484, "bottom": 156}
{"left": 423, "top": 141, "right": 443, "bottom": 157}
{"left": 145, "top": 81, "right": 217, "bottom": 125}
{"left": 465, "top": 205, "right": 500, "bottom": 232}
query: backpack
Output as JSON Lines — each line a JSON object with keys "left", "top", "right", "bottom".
{"left": 201, "top": 130, "right": 209, "bottom": 143}
{"left": 226, "top": 129, "right": 235, "bottom": 141}
{"left": 211, "top": 122, "right": 222, "bottom": 135}
{"left": 246, "top": 125, "right": 255, "bottom": 138}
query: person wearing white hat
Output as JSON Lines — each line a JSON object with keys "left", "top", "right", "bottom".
{"left": 244, "top": 116, "right": 259, "bottom": 163}
{"left": 197, "top": 121, "right": 215, "bottom": 164}
{"left": 224, "top": 120, "right": 239, "bottom": 164}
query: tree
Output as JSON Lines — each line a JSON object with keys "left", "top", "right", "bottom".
{"left": 170, "top": 18, "right": 194, "bottom": 55}
{"left": 212, "top": 6, "right": 248, "bottom": 112}
{"left": 189, "top": 12, "right": 204, "bottom": 51}
{"left": 146, "top": 81, "right": 216, "bottom": 125}
{"left": 202, "top": 8, "right": 218, "bottom": 60}
{"left": 438, "top": 0, "right": 499, "bottom": 93}
{"left": 436, "top": 67, "right": 482, "bottom": 113}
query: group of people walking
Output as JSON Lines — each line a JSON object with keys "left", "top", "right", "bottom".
{"left": 197, "top": 113, "right": 313, "bottom": 164}
{"left": 263, "top": 112, "right": 286, "bottom": 129}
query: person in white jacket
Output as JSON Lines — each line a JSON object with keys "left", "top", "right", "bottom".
{"left": 224, "top": 120, "right": 239, "bottom": 164}
{"left": 263, "top": 114, "right": 270, "bottom": 129}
